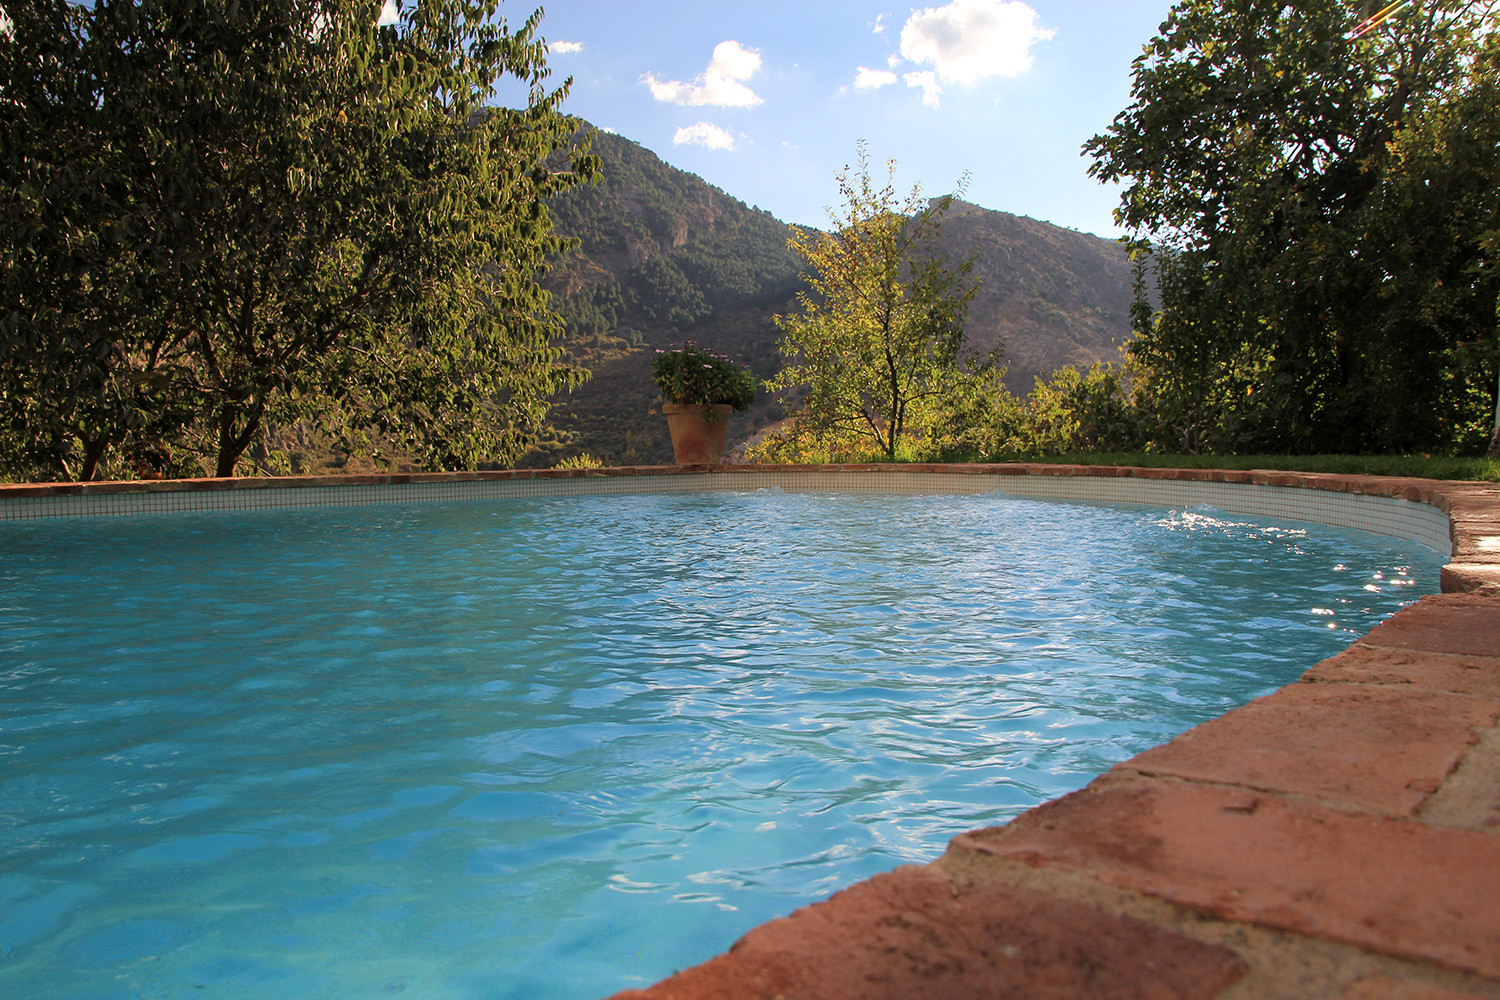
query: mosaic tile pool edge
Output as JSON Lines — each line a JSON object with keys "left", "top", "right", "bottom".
{"left": 0, "top": 466, "right": 1456, "bottom": 557}
{"left": 989, "top": 474, "right": 1453, "bottom": 553}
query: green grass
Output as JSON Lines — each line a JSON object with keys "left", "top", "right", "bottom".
{"left": 1001, "top": 452, "right": 1500, "bottom": 483}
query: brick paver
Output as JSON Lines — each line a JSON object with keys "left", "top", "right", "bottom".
{"left": 953, "top": 774, "right": 1500, "bottom": 980}
{"left": 1301, "top": 645, "right": 1500, "bottom": 700}
{"left": 1119, "top": 682, "right": 1499, "bottom": 815}
{"left": 1357, "top": 594, "right": 1500, "bottom": 656}
{"left": 611, "top": 866, "right": 1247, "bottom": 1000}
{"left": 1340, "top": 974, "right": 1495, "bottom": 999}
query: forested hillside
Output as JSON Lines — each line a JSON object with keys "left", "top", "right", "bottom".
{"left": 521, "top": 126, "right": 802, "bottom": 466}
{"left": 524, "top": 124, "right": 1135, "bottom": 467}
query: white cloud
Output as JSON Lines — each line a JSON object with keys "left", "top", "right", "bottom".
{"left": 316, "top": 2, "right": 396, "bottom": 36}
{"left": 312, "top": 2, "right": 396, "bottom": 39}
{"left": 904, "top": 70, "right": 943, "bottom": 107}
{"left": 673, "top": 122, "right": 736, "bottom": 151}
{"left": 643, "top": 40, "right": 764, "bottom": 108}
{"left": 551, "top": 41, "right": 584, "bottom": 54}
{"left": 899, "top": 0, "right": 1054, "bottom": 85}
{"left": 854, "top": 67, "right": 898, "bottom": 90}
{"left": 872, "top": 13, "right": 888, "bottom": 34}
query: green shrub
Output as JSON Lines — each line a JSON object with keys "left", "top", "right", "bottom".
{"left": 650, "top": 342, "right": 755, "bottom": 410}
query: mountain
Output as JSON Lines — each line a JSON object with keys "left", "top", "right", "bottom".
{"left": 522, "top": 126, "right": 800, "bottom": 467}
{"left": 521, "top": 124, "right": 1136, "bottom": 468}
{"left": 932, "top": 201, "right": 1134, "bottom": 384}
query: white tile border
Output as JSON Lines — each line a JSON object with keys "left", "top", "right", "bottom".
{"left": 0, "top": 467, "right": 1457, "bottom": 557}
{"left": 987, "top": 476, "right": 1453, "bottom": 553}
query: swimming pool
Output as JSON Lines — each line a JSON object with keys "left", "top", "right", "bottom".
{"left": 0, "top": 488, "right": 1443, "bottom": 999}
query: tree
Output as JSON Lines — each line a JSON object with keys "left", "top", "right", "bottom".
{"left": 765, "top": 146, "right": 979, "bottom": 461}
{"left": 1086, "top": 0, "right": 1500, "bottom": 455}
{"left": 0, "top": 0, "right": 190, "bottom": 482}
{"left": 0, "top": 0, "right": 597, "bottom": 481}
{"left": 1121, "top": 248, "right": 1270, "bottom": 454}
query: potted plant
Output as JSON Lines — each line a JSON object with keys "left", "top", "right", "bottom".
{"left": 651, "top": 342, "right": 755, "bottom": 465}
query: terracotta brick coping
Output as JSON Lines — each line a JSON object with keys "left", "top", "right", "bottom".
{"left": 6, "top": 463, "right": 1500, "bottom": 998}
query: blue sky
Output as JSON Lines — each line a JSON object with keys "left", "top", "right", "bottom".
{"left": 515, "top": 0, "right": 1176, "bottom": 238}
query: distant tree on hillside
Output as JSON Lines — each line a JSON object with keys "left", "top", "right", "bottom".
{"left": 765, "top": 146, "right": 982, "bottom": 461}
{"left": 0, "top": 0, "right": 596, "bottom": 481}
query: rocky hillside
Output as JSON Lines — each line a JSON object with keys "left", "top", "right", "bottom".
{"left": 933, "top": 201, "right": 1133, "bottom": 385}
{"left": 522, "top": 124, "right": 1136, "bottom": 468}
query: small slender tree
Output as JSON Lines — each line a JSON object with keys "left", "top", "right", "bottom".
{"left": 766, "top": 146, "right": 978, "bottom": 461}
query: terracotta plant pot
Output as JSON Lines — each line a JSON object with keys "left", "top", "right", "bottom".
{"left": 663, "top": 403, "right": 733, "bottom": 465}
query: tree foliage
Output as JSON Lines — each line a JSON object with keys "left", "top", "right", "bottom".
{"left": 1086, "top": 0, "right": 1500, "bottom": 455}
{"left": 0, "top": 0, "right": 596, "bottom": 481}
{"left": 766, "top": 147, "right": 981, "bottom": 461}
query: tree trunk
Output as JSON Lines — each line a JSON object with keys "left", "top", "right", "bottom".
{"left": 215, "top": 398, "right": 266, "bottom": 478}
{"left": 79, "top": 435, "right": 109, "bottom": 482}
{"left": 1489, "top": 368, "right": 1500, "bottom": 458}
{"left": 1490, "top": 320, "right": 1499, "bottom": 458}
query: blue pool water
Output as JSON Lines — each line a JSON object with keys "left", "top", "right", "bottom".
{"left": 0, "top": 489, "right": 1442, "bottom": 999}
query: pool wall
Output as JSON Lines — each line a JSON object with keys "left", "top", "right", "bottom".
{"left": 0, "top": 463, "right": 1465, "bottom": 552}
{"left": 4, "top": 463, "right": 1499, "bottom": 999}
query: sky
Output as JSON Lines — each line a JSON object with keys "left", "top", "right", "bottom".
{"left": 505, "top": 0, "right": 1177, "bottom": 239}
